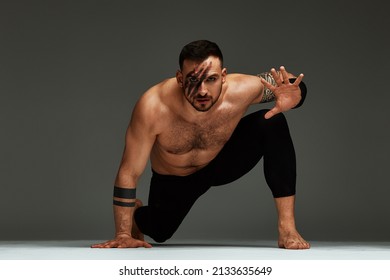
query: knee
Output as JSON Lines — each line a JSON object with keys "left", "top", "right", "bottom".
{"left": 265, "top": 113, "right": 290, "bottom": 136}
{"left": 150, "top": 231, "right": 174, "bottom": 243}
{"left": 265, "top": 110, "right": 287, "bottom": 123}
{"left": 253, "top": 109, "right": 287, "bottom": 126}
{"left": 255, "top": 109, "right": 285, "bottom": 118}
{"left": 149, "top": 218, "right": 177, "bottom": 243}
{"left": 136, "top": 206, "right": 180, "bottom": 243}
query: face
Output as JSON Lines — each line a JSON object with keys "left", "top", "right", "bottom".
{"left": 177, "top": 56, "right": 226, "bottom": 112}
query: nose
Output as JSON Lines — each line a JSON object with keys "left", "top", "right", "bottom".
{"left": 198, "top": 82, "right": 207, "bottom": 96}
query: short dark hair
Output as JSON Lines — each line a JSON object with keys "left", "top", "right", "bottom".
{"left": 179, "top": 40, "right": 223, "bottom": 70}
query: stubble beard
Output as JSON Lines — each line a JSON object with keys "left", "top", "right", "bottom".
{"left": 186, "top": 87, "right": 222, "bottom": 112}
{"left": 189, "top": 96, "right": 214, "bottom": 112}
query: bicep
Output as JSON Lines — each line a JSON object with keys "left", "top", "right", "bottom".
{"left": 121, "top": 123, "right": 155, "bottom": 177}
{"left": 227, "top": 74, "right": 265, "bottom": 105}
{"left": 116, "top": 101, "right": 158, "bottom": 186}
{"left": 245, "top": 75, "right": 265, "bottom": 104}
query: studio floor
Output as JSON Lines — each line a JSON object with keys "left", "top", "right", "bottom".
{"left": 1, "top": 240, "right": 389, "bottom": 260}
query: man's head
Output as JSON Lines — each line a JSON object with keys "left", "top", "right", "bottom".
{"left": 179, "top": 40, "right": 223, "bottom": 70}
{"left": 176, "top": 40, "right": 227, "bottom": 112}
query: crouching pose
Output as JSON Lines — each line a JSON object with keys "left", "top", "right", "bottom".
{"left": 92, "top": 40, "right": 310, "bottom": 249}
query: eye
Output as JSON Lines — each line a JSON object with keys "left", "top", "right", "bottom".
{"left": 207, "top": 76, "right": 217, "bottom": 82}
{"left": 188, "top": 77, "right": 199, "bottom": 83}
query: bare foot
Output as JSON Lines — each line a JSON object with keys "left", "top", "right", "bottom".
{"left": 131, "top": 199, "right": 145, "bottom": 241}
{"left": 278, "top": 229, "right": 310, "bottom": 249}
{"left": 274, "top": 196, "right": 310, "bottom": 249}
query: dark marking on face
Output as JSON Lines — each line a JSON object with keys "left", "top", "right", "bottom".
{"left": 184, "top": 62, "right": 212, "bottom": 98}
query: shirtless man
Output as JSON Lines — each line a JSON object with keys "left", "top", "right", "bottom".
{"left": 92, "top": 40, "right": 310, "bottom": 250}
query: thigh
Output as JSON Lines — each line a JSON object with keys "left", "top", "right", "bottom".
{"left": 208, "top": 109, "right": 268, "bottom": 186}
{"left": 147, "top": 170, "right": 211, "bottom": 232}
{"left": 148, "top": 169, "right": 210, "bottom": 209}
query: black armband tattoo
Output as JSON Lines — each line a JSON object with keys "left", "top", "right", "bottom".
{"left": 289, "top": 78, "right": 307, "bottom": 109}
{"left": 113, "top": 186, "right": 136, "bottom": 207}
{"left": 113, "top": 200, "right": 136, "bottom": 207}
{"left": 113, "top": 186, "right": 136, "bottom": 199}
{"left": 257, "top": 72, "right": 276, "bottom": 103}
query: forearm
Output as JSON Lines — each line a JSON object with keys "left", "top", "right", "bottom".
{"left": 115, "top": 165, "right": 139, "bottom": 187}
{"left": 257, "top": 72, "right": 277, "bottom": 103}
{"left": 113, "top": 171, "right": 138, "bottom": 237}
{"left": 114, "top": 203, "right": 135, "bottom": 237}
{"left": 257, "top": 71, "right": 307, "bottom": 108}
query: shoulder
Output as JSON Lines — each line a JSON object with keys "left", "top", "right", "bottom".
{"left": 226, "top": 73, "right": 262, "bottom": 89}
{"left": 224, "top": 73, "right": 263, "bottom": 102}
{"left": 136, "top": 78, "right": 174, "bottom": 111}
{"left": 130, "top": 78, "right": 175, "bottom": 131}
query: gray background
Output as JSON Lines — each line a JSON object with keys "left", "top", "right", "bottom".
{"left": 1, "top": 0, "right": 389, "bottom": 242}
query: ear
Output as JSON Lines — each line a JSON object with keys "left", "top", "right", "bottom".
{"left": 221, "top": 68, "right": 227, "bottom": 83}
{"left": 176, "top": 70, "right": 183, "bottom": 87}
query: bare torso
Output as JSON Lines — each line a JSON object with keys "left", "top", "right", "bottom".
{"left": 148, "top": 75, "right": 261, "bottom": 175}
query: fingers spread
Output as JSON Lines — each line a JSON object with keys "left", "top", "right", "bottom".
{"left": 270, "top": 68, "right": 283, "bottom": 85}
{"left": 293, "top": 73, "right": 304, "bottom": 85}
{"left": 260, "top": 78, "right": 275, "bottom": 90}
{"left": 91, "top": 241, "right": 113, "bottom": 248}
{"left": 104, "top": 241, "right": 118, "bottom": 248}
{"left": 280, "top": 66, "right": 290, "bottom": 84}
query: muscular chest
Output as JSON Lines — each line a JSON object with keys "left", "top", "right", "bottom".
{"left": 159, "top": 113, "right": 238, "bottom": 154}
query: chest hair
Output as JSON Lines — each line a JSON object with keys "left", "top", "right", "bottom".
{"left": 164, "top": 114, "right": 235, "bottom": 154}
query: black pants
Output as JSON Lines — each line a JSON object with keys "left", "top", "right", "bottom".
{"left": 134, "top": 109, "right": 296, "bottom": 243}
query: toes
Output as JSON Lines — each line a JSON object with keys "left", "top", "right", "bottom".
{"left": 279, "top": 239, "right": 310, "bottom": 250}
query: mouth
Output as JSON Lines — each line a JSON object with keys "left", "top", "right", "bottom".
{"left": 196, "top": 98, "right": 210, "bottom": 104}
